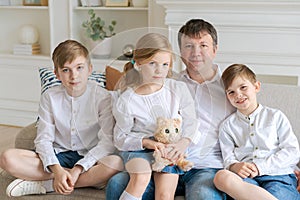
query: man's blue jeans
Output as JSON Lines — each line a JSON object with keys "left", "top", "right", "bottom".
{"left": 244, "top": 174, "right": 300, "bottom": 200}
{"left": 106, "top": 168, "right": 226, "bottom": 200}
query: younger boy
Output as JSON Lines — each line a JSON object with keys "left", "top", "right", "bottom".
{"left": 0, "top": 40, "right": 123, "bottom": 197}
{"left": 214, "top": 63, "right": 300, "bottom": 200}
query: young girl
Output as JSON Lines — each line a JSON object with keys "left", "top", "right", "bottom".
{"left": 113, "top": 33, "right": 200, "bottom": 200}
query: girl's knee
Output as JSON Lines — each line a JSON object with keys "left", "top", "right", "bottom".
{"left": 99, "top": 155, "right": 124, "bottom": 171}
{"left": 125, "top": 158, "right": 151, "bottom": 174}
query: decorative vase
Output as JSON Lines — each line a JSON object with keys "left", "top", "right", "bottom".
{"left": 88, "top": 37, "right": 112, "bottom": 59}
{"left": 19, "top": 24, "right": 39, "bottom": 44}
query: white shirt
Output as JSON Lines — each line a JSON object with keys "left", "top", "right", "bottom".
{"left": 113, "top": 78, "right": 200, "bottom": 151}
{"left": 178, "top": 65, "right": 235, "bottom": 168}
{"left": 35, "top": 81, "right": 116, "bottom": 172}
{"left": 219, "top": 104, "right": 300, "bottom": 175}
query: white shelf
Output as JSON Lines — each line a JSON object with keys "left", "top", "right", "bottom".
{"left": 0, "top": 5, "right": 48, "bottom": 9}
{"left": 75, "top": 6, "right": 148, "bottom": 11}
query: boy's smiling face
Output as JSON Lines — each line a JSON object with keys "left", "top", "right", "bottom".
{"left": 225, "top": 75, "right": 260, "bottom": 116}
{"left": 55, "top": 56, "right": 92, "bottom": 97}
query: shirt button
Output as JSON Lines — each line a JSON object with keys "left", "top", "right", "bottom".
{"left": 251, "top": 123, "right": 254, "bottom": 126}
{"left": 255, "top": 147, "right": 258, "bottom": 150}
{"left": 71, "top": 128, "right": 75, "bottom": 132}
{"left": 250, "top": 133, "right": 254, "bottom": 136}
{"left": 254, "top": 155, "right": 257, "bottom": 158}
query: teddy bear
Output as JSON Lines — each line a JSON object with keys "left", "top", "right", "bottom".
{"left": 152, "top": 117, "right": 194, "bottom": 172}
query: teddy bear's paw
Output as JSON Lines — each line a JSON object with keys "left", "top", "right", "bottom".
{"left": 152, "top": 162, "right": 164, "bottom": 172}
{"left": 177, "top": 160, "right": 194, "bottom": 171}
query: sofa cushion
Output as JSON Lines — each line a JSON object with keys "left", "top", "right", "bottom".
{"left": 105, "top": 66, "right": 123, "bottom": 91}
{"left": 39, "top": 67, "right": 106, "bottom": 94}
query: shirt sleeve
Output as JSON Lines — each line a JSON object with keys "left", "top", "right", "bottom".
{"left": 113, "top": 94, "right": 145, "bottom": 151}
{"left": 76, "top": 89, "right": 116, "bottom": 171}
{"left": 177, "top": 81, "right": 200, "bottom": 144}
{"left": 254, "top": 110, "right": 300, "bottom": 175}
{"left": 219, "top": 119, "right": 239, "bottom": 169}
{"left": 34, "top": 92, "right": 60, "bottom": 173}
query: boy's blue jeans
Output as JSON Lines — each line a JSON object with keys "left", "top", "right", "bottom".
{"left": 106, "top": 168, "right": 226, "bottom": 200}
{"left": 244, "top": 174, "right": 299, "bottom": 200}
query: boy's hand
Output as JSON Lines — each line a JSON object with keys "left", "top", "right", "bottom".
{"left": 230, "top": 162, "right": 258, "bottom": 179}
{"left": 249, "top": 163, "right": 259, "bottom": 178}
{"left": 49, "top": 164, "right": 74, "bottom": 195}
{"left": 294, "top": 170, "right": 300, "bottom": 192}
{"left": 69, "top": 165, "right": 83, "bottom": 186}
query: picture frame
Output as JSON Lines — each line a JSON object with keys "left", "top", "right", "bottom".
{"left": 23, "top": 0, "right": 41, "bottom": 6}
{"left": 105, "top": 0, "right": 128, "bottom": 7}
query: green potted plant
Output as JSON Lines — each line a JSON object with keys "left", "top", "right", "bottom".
{"left": 82, "top": 9, "right": 117, "bottom": 58}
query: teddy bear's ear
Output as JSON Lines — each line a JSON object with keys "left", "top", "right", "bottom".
{"left": 173, "top": 118, "right": 181, "bottom": 127}
{"left": 157, "top": 117, "right": 166, "bottom": 126}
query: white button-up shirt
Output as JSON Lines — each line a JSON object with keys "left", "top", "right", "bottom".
{"left": 35, "top": 81, "right": 116, "bottom": 172}
{"left": 219, "top": 104, "right": 300, "bottom": 175}
{"left": 178, "top": 65, "right": 235, "bottom": 169}
{"left": 113, "top": 78, "right": 200, "bottom": 151}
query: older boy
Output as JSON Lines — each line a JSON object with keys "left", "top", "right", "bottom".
{"left": 214, "top": 63, "right": 300, "bottom": 200}
{"left": 0, "top": 40, "right": 123, "bottom": 197}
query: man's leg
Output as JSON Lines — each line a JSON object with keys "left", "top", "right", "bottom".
{"left": 183, "top": 168, "right": 226, "bottom": 200}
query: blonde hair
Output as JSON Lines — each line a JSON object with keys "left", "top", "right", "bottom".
{"left": 117, "top": 33, "right": 174, "bottom": 92}
{"left": 52, "top": 40, "right": 91, "bottom": 72}
{"left": 221, "top": 63, "right": 257, "bottom": 90}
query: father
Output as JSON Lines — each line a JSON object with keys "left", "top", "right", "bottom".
{"left": 106, "top": 18, "right": 235, "bottom": 199}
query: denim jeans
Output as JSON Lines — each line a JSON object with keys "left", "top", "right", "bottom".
{"left": 244, "top": 174, "right": 300, "bottom": 200}
{"left": 106, "top": 168, "right": 226, "bottom": 200}
{"left": 56, "top": 151, "right": 83, "bottom": 168}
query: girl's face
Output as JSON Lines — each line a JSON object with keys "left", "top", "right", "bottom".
{"left": 55, "top": 56, "right": 92, "bottom": 97}
{"left": 137, "top": 51, "right": 171, "bottom": 85}
{"left": 225, "top": 76, "right": 260, "bottom": 116}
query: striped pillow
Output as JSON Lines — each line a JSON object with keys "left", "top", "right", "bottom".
{"left": 39, "top": 67, "right": 106, "bottom": 94}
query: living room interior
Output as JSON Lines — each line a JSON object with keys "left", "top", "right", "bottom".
{"left": 0, "top": 0, "right": 300, "bottom": 199}
{"left": 1, "top": 0, "right": 300, "bottom": 128}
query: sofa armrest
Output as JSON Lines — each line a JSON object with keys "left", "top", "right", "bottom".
{"left": 14, "top": 122, "right": 37, "bottom": 150}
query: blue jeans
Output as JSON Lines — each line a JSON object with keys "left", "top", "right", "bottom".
{"left": 106, "top": 168, "right": 226, "bottom": 200}
{"left": 56, "top": 151, "right": 83, "bottom": 168}
{"left": 244, "top": 174, "right": 300, "bottom": 200}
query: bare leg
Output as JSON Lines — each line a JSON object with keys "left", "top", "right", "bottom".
{"left": 214, "top": 170, "right": 278, "bottom": 200}
{"left": 122, "top": 158, "right": 152, "bottom": 199}
{"left": 0, "top": 148, "right": 52, "bottom": 180}
{"left": 154, "top": 172, "right": 178, "bottom": 200}
{"left": 74, "top": 155, "right": 123, "bottom": 188}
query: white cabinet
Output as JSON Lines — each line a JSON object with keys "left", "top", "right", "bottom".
{"left": 0, "top": 0, "right": 166, "bottom": 126}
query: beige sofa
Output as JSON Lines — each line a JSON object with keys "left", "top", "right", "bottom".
{"left": 1, "top": 83, "right": 300, "bottom": 199}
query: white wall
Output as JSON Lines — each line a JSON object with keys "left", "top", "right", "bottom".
{"left": 156, "top": 0, "right": 300, "bottom": 85}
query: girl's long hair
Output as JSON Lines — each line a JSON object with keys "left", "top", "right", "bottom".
{"left": 117, "top": 33, "right": 174, "bottom": 92}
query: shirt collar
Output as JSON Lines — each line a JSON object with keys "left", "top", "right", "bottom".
{"left": 237, "top": 104, "right": 263, "bottom": 122}
{"left": 179, "top": 64, "right": 221, "bottom": 85}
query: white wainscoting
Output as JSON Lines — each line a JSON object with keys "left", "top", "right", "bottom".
{"left": 156, "top": 0, "right": 300, "bottom": 85}
{"left": 0, "top": 55, "right": 122, "bottom": 127}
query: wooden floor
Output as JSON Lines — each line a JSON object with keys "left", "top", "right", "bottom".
{"left": 0, "top": 125, "right": 22, "bottom": 154}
